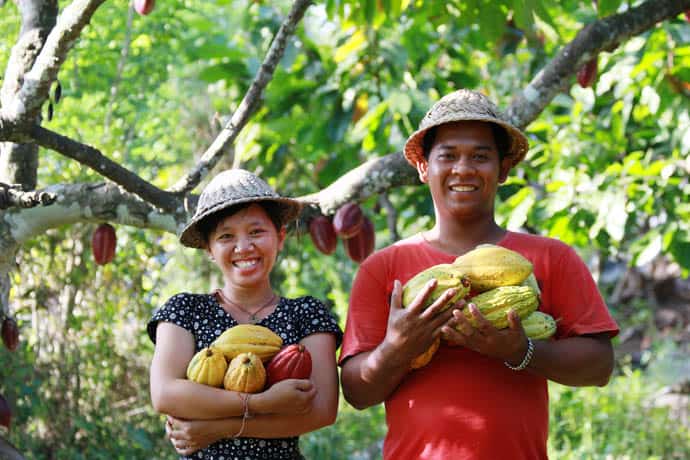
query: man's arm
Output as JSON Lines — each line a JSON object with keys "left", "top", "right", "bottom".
{"left": 341, "top": 279, "right": 458, "bottom": 409}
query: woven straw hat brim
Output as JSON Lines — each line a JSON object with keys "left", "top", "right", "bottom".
{"left": 179, "top": 196, "right": 302, "bottom": 249}
{"left": 403, "top": 93, "right": 529, "bottom": 170}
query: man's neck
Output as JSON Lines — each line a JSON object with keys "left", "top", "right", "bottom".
{"left": 425, "top": 219, "right": 506, "bottom": 255}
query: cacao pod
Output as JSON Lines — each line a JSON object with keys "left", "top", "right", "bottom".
{"left": 522, "top": 311, "right": 557, "bottom": 340}
{"left": 461, "top": 285, "right": 539, "bottom": 330}
{"left": 134, "top": 0, "right": 155, "bottom": 15}
{"left": 309, "top": 216, "right": 337, "bottom": 255}
{"left": 410, "top": 337, "right": 440, "bottom": 370}
{"left": 344, "top": 216, "right": 375, "bottom": 263}
{"left": 402, "top": 263, "right": 470, "bottom": 310}
{"left": 187, "top": 346, "right": 228, "bottom": 387}
{"left": 1, "top": 317, "right": 19, "bottom": 351}
{"left": 223, "top": 352, "right": 267, "bottom": 393}
{"left": 521, "top": 272, "right": 541, "bottom": 300}
{"left": 452, "top": 244, "right": 532, "bottom": 292}
{"left": 333, "top": 202, "right": 363, "bottom": 239}
{"left": 92, "top": 223, "right": 116, "bottom": 266}
{"left": 266, "top": 344, "right": 313, "bottom": 387}
{"left": 0, "top": 393, "right": 11, "bottom": 429}
{"left": 686, "top": 10, "right": 690, "bottom": 22}
{"left": 213, "top": 324, "right": 283, "bottom": 362}
{"left": 577, "top": 57, "right": 598, "bottom": 88}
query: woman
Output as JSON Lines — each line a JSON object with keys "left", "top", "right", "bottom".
{"left": 148, "top": 169, "right": 342, "bottom": 459}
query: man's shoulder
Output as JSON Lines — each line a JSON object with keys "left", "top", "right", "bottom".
{"left": 505, "top": 231, "right": 572, "bottom": 252}
{"left": 365, "top": 234, "right": 425, "bottom": 262}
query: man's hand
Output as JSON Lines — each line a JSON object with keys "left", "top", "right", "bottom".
{"left": 442, "top": 304, "right": 529, "bottom": 363}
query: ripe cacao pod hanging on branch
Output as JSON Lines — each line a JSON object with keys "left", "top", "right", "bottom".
{"left": 344, "top": 216, "right": 375, "bottom": 263}
{"left": 134, "top": 0, "right": 155, "bottom": 15}
{"left": 266, "top": 344, "right": 313, "bottom": 387}
{"left": 309, "top": 216, "right": 337, "bottom": 255}
{"left": 333, "top": 202, "right": 364, "bottom": 239}
{"left": 577, "top": 57, "right": 598, "bottom": 88}
{"left": 1, "top": 317, "right": 19, "bottom": 351}
{"left": 92, "top": 223, "right": 116, "bottom": 266}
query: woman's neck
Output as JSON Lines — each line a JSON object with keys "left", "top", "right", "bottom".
{"left": 220, "top": 282, "right": 275, "bottom": 306}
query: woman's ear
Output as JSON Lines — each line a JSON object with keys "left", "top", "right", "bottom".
{"left": 417, "top": 159, "right": 429, "bottom": 183}
{"left": 277, "top": 226, "right": 287, "bottom": 251}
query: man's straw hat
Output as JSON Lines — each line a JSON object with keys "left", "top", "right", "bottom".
{"left": 179, "top": 169, "right": 302, "bottom": 249}
{"left": 403, "top": 89, "right": 529, "bottom": 169}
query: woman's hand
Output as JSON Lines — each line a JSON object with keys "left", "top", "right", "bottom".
{"left": 166, "top": 416, "right": 225, "bottom": 456}
{"left": 252, "top": 378, "right": 316, "bottom": 415}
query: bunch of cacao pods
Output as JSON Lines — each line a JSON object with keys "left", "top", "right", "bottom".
{"left": 309, "top": 202, "right": 375, "bottom": 263}
{"left": 186, "top": 324, "right": 312, "bottom": 393}
{"left": 402, "top": 244, "right": 558, "bottom": 369}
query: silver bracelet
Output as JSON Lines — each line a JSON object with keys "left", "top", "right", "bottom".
{"left": 505, "top": 338, "right": 534, "bottom": 371}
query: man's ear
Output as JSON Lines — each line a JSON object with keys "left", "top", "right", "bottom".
{"left": 417, "top": 159, "right": 429, "bottom": 183}
{"left": 498, "top": 158, "right": 512, "bottom": 184}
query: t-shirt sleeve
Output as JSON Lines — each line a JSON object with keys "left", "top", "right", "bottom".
{"left": 543, "top": 245, "right": 619, "bottom": 339}
{"left": 339, "top": 258, "right": 391, "bottom": 365}
{"left": 146, "top": 293, "right": 196, "bottom": 344}
{"left": 297, "top": 296, "right": 344, "bottom": 349}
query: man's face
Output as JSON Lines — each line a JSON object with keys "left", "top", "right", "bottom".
{"left": 417, "top": 121, "right": 511, "bottom": 221}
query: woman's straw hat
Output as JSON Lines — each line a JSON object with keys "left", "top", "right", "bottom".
{"left": 179, "top": 169, "right": 302, "bottom": 248}
{"left": 403, "top": 89, "right": 529, "bottom": 169}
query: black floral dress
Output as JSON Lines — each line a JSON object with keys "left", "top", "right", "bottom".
{"left": 147, "top": 293, "right": 343, "bottom": 460}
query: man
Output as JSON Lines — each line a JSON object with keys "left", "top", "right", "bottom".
{"left": 339, "top": 89, "right": 619, "bottom": 459}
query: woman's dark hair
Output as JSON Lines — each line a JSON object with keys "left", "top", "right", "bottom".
{"left": 198, "top": 201, "right": 284, "bottom": 245}
{"left": 421, "top": 122, "right": 510, "bottom": 161}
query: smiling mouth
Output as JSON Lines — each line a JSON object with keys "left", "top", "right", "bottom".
{"left": 450, "top": 185, "right": 477, "bottom": 192}
{"left": 233, "top": 259, "right": 260, "bottom": 269}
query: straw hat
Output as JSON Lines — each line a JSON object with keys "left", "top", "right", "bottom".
{"left": 179, "top": 169, "right": 302, "bottom": 249}
{"left": 403, "top": 89, "right": 529, "bottom": 169}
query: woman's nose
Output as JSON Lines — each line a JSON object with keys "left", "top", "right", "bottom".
{"left": 233, "top": 236, "right": 254, "bottom": 253}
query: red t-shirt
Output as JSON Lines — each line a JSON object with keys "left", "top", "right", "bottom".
{"left": 339, "top": 231, "right": 619, "bottom": 460}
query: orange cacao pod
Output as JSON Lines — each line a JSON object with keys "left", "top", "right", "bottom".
{"left": 0, "top": 393, "right": 10, "bottom": 429}
{"left": 309, "top": 216, "right": 337, "bottom": 255}
{"left": 134, "top": 0, "right": 155, "bottom": 15}
{"left": 333, "top": 203, "right": 364, "bottom": 239}
{"left": 266, "top": 344, "right": 313, "bottom": 387}
{"left": 223, "top": 352, "right": 267, "bottom": 393}
{"left": 344, "top": 216, "right": 375, "bottom": 263}
{"left": 1, "top": 317, "right": 18, "bottom": 351}
{"left": 92, "top": 223, "right": 116, "bottom": 266}
{"left": 577, "top": 57, "right": 598, "bottom": 88}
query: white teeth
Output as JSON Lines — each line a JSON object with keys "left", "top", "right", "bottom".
{"left": 234, "top": 260, "right": 258, "bottom": 268}
{"left": 451, "top": 185, "right": 476, "bottom": 192}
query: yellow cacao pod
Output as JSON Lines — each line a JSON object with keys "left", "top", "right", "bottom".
{"left": 402, "top": 263, "right": 470, "bottom": 310}
{"left": 213, "top": 324, "right": 283, "bottom": 362}
{"left": 463, "top": 285, "right": 539, "bottom": 330}
{"left": 522, "top": 311, "right": 557, "bottom": 340}
{"left": 223, "top": 352, "right": 267, "bottom": 393}
{"left": 186, "top": 346, "right": 228, "bottom": 387}
{"left": 410, "top": 337, "right": 440, "bottom": 370}
{"left": 453, "top": 244, "right": 532, "bottom": 292}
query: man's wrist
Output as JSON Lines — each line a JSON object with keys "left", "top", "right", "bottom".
{"left": 504, "top": 337, "right": 534, "bottom": 371}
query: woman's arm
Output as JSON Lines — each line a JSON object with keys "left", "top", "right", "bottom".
{"left": 150, "top": 322, "right": 318, "bottom": 420}
{"left": 166, "top": 332, "right": 339, "bottom": 453}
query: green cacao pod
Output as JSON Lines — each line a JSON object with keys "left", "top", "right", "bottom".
{"left": 463, "top": 285, "right": 538, "bottom": 330}
{"left": 453, "top": 244, "right": 532, "bottom": 292}
{"left": 522, "top": 311, "right": 557, "bottom": 340}
{"left": 402, "top": 263, "right": 470, "bottom": 310}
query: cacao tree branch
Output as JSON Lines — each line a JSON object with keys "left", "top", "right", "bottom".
{"left": 1, "top": 0, "right": 107, "bottom": 122}
{"left": 169, "top": 0, "right": 313, "bottom": 194}
{"left": 504, "top": 0, "right": 690, "bottom": 127}
{"left": 0, "top": 182, "right": 56, "bottom": 209}
{"left": 28, "top": 125, "right": 182, "bottom": 212}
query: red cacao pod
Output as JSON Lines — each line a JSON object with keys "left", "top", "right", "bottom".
{"left": 0, "top": 394, "right": 10, "bottom": 429}
{"left": 333, "top": 203, "right": 363, "bottom": 239}
{"left": 685, "top": 10, "right": 690, "bottom": 22}
{"left": 266, "top": 344, "right": 313, "bottom": 387}
{"left": 309, "top": 216, "right": 337, "bottom": 255}
{"left": 92, "top": 223, "right": 116, "bottom": 266}
{"left": 344, "top": 216, "right": 375, "bottom": 263}
{"left": 577, "top": 57, "right": 598, "bottom": 88}
{"left": 1, "top": 317, "right": 18, "bottom": 351}
{"left": 134, "top": 0, "right": 155, "bottom": 15}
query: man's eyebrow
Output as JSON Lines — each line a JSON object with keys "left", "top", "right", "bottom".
{"left": 436, "top": 143, "right": 495, "bottom": 150}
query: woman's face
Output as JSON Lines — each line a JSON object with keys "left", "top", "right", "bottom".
{"left": 206, "top": 203, "right": 286, "bottom": 290}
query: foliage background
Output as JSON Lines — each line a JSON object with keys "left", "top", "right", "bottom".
{"left": 1, "top": 0, "right": 689, "bottom": 458}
